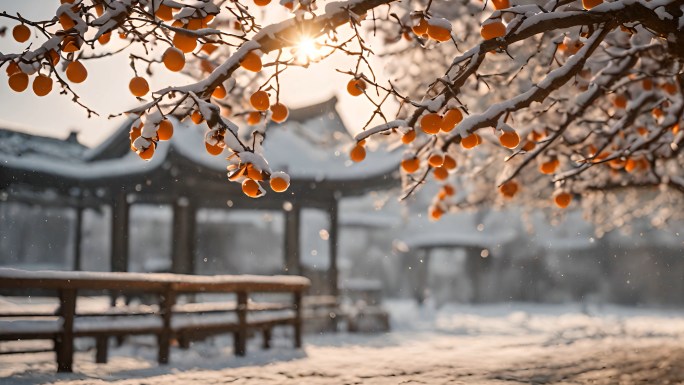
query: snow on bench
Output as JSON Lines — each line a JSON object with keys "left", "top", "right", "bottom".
{"left": 0, "top": 268, "right": 310, "bottom": 292}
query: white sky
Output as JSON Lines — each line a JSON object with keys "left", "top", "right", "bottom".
{"left": 0, "top": 1, "right": 392, "bottom": 147}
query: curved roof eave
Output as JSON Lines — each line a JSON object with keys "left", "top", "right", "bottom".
{"left": 0, "top": 142, "right": 168, "bottom": 190}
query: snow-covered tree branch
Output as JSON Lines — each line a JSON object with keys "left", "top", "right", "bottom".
{"left": 1, "top": 0, "right": 683, "bottom": 229}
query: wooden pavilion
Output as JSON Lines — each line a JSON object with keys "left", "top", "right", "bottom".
{"left": 399, "top": 213, "right": 517, "bottom": 304}
{"left": 0, "top": 97, "right": 400, "bottom": 296}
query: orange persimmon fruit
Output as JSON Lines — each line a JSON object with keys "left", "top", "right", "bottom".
{"left": 499, "top": 180, "right": 519, "bottom": 198}
{"left": 401, "top": 158, "right": 420, "bottom": 173}
{"left": 582, "top": 0, "right": 602, "bottom": 10}
{"left": 347, "top": 78, "right": 367, "bottom": 96}
{"left": 350, "top": 144, "right": 366, "bottom": 162}
{"left": 157, "top": 119, "right": 174, "bottom": 141}
{"left": 270, "top": 176, "right": 289, "bottom": 192}
{"left": 191, "top": 110, "right": 204, "bottom": 124}
{"left": 539, "top": 158, "right": 560, "bottom": 174}
{"left": 242, "top": 179, "right": 261, "bottom": 198}
{"left": 270, "top": 103, "right": 289, "bottom": 123}
{"left": 420, "top": 113, "right": 442, "bottom": 135}
{"left": 163, "top": 47, "right": 185, "bottom": 72}
{"left": 155, "top": 4, "right": 174, "bottom": 21}
{"left": 173, "top": 32, "right": 197, "bottom": 53}
{"left": 246, "top": 111, "right": 261, "bottom": 125}
{"left": 129, "top": 76, "right": 149, "bottom": 97}
{"left": 433, "top": 166, "right": 449, "bottom": 180}
{"left": 481, "top": 21, "right": 506, "bottom": 40}
{"left": 212, "top": 84, "right": 227, "bottom": 99}
{"left": 441, "top": 109, "right": 462, "bottom": 132}
{"left": 460, "top": 133, "right": 481, "bottom": 149}
{"left": 250, "top": 90, "right": 270, "bottom": 111}
{"left": 66, "top": 61, "right": 87, "bottom": 83}
{"left": 428, "top": 153, "right": 444, "bottom": 167}
{"left": 411, "top": 18, "right": 428, "bottom": 36}
{"left": 492, "top": 0, "right": 510, "bottom": 9}
{"left": 442, "top": 155, "right": 457, "bottom": 170}
{"left": 427, "top": 24, "right": 451, "bottom": 42}
{"left": 13, "top": 25, "right": 31, "bottom": 43}
{"left": 554, "top": 192, "right": 572, "bottom": 208}
{"left": 499, "top": 130, "right": 520, "bottom": 149}
{"left": 138, "top": 143, "right": 155, "bottom": 160}
{"left": 402, "top": 129, "right": 416, "bottom": 144}
{"left": 240, "top": 51, "right": 262, "bottom": 72}
{"left": 8, "top": 72, "right": 29, "bottom": 92}
{"left": 32, "top": 74, "right": 53, "bottom": 97}
{"left": 205, "top": 141, "right": 223, "bottom": 155}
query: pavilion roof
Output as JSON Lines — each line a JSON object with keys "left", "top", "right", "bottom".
{"left": 0, "top": 125, "right": 86, "bottom": 161}
{"left": 400, "top": 211, "right": 517, "bottom": 253}
{"left": 0, "top": 97, "right": 401, "bottom": 204}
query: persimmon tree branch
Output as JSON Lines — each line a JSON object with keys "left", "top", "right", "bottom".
{"left": 2, "top": 0, "right": 683, "bottom": 229}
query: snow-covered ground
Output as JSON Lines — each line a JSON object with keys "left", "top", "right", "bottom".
{"left": 3, "top": 300, "right": 684, "bottom": 384}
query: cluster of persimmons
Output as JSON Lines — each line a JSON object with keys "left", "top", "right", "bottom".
{"left": 6, "top": 0, "right": 295, "bottom": 198}
{"left": 343, "top": 0, "right": 622, "bottom": 219}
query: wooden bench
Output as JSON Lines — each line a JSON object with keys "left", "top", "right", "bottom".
{"left": 0, "top": 268, "right": 310, "bottom": 372}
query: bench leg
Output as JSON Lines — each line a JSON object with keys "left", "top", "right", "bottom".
{"left": 294, "top": 292, "right": 302, "bottom": 348}
{"left": 157, "top": 289, "right": 176, "bottom": 365}
{"left": 57, "top": 289, "right": 77, "bottom": 372}
{"left": 178, "top": 334, "right": 191, "bottom": 350}
{"left": 328, "top": 314, "right": 339, "bottom": 333}
{"left": 53, "top": 338, "right": 64, "bottom": 371}
{"left": 262, "top": 329, "right": 271, "bottom": 350}
{"left": 234, "top": 292, "right": 247, "bottom": 356}
{"left": 348, "top": 317, "right": 357, "bottom": 333}
{"left": 157, "top": 335, "right": 169, "bottom": 364}
{"left": 95, "top": 336, "right": 109, "bottom": 364}
{"left": 233, "top": 331, "right": 246, "bottom": 356}
{"left": 294, "top": 322, "right": 302, "bottom": 348}
{"left": 56, "top": 336, "right": 74, "bottom": 372}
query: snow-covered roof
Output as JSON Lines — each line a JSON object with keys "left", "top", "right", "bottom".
{"left": 531, "top": 211, "right": 596, "bottom": 251}
{"left": 338, "top": 211, "right": 401, "bottom": 228}
{"left": 166, "top": 104, "right": 401, "bottom": 180}
{"left": 2, "top": 144, "right": 164, "bottom": 181}
{"left": 400, "top": 211, "right": 517, "bottom": 252}
{"left": 605, "top": 221, "right": 684, "bottom": 249}
{"left": 169, "top": 97, "right": 401, "bottom": 180}
{"left": 0, "top": 126, "right": 86, "bottom": 161}
{"left": 403, "top": 230, "right": 514, "bottom": 251}
{"left": 2, "top": 97, "right": 401, "bottom": 185}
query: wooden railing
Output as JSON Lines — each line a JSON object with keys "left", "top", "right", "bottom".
{"left": 0, "top": 268, "right": 310, "bottom": 372}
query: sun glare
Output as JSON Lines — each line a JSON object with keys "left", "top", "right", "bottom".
{"left": 294, "top": 37, "right": 322, "bottom": 63}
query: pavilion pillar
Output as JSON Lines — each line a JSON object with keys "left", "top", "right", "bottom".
{"left": 283, "top": 205, "right": 301, "bottom": 275}
{"left": 72, "top": 206, "right": 83, "bottom": 271}
{"left": 110, "top": 192, "right": 129, "bottom": 272}
{"left": 415, "top": 248, "right": 431, "bottom": 305}
{"left": 171, "top": 198, "right": 196, "bottom": 275}
{"left": 328, "top": 200, "right": 339, "bottom": 297}
{"left": 465, "top": 246, "right": 490, "bottom": 303}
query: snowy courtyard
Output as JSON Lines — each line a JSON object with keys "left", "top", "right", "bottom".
{"left": 2, "top": 0, "right": 684, "bottom": 384}
{"left": 4, "top": 300, "right": 684, "bottom": 385}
